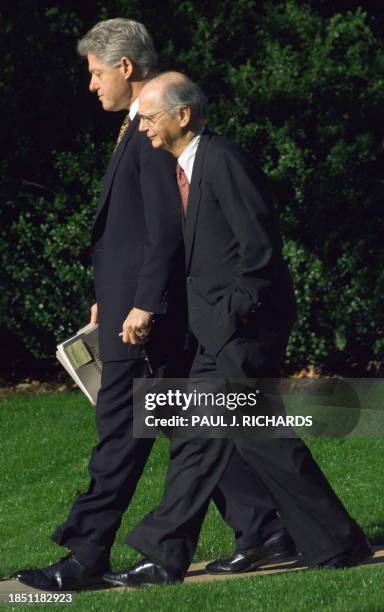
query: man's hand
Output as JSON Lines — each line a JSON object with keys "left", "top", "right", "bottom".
{"left": 122, "top": 308, "right": 153, "bottom": 344}
{"left": 90, "top": 303, "right": 98, "bottom": 325}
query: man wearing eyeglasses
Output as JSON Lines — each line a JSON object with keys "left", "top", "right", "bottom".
{"left": 102, "top": 71, "right": 371, "bottom": 587}
{"left": 15, "top": 19, "right": 292, "bottom": 592}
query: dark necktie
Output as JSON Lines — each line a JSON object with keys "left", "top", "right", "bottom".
{"left": 176, "top": 163, "right": 190, "bottom": 214}
{"left": 114, "top": 114, "right": 131, "bottom": 150}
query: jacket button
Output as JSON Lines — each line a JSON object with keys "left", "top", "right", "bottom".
{"left": 186, "top": 276, "right": 192, "bottom": 284}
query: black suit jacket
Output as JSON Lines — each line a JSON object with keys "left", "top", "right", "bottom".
{"left": 91, "top": 115, "right": 186, "bottom": 362}
{"left": 184, "top": 131, "right": 296, "bottom": 364}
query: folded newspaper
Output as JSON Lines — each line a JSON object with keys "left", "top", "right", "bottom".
{"left": 56, "top": 323, "right": 102, "bottom": 405}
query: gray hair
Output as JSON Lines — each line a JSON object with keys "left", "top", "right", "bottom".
{"left": 78, "top": 18, "right": 158, "bottom": 78}
{"left": 162, "top": 78, "right": 208, "bottom": 121}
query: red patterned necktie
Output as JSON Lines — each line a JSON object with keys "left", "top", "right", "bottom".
{"left": 176, "top": 163, "right": 190, "bottom": 214}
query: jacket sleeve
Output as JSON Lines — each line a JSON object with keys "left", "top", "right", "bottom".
{"left": 133, "top": 138, "right": 183, "bottom": 314}
{"left": 212, "top": 146, "right": 275, "bottom": 319}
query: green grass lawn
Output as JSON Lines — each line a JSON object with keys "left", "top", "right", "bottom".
{"left": 1, "top": 392, "right": 383, "bottom": 611}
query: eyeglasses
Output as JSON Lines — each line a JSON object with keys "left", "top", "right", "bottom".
{"left": 138, "top": 109, "right": 174, "bottom": 127}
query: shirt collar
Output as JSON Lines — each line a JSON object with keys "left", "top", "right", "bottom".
{"left": 129, "top": 97, "right": 139, "bottom": 121}
{"left": 177, "top": 129, "right": 204, "bottom": 183}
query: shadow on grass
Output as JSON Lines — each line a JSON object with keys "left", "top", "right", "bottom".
{"left": 186, "top": 556, "right": 304, "bottom": 578}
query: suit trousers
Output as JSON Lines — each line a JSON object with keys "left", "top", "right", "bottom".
{"left": 52, "top": 352, "right": 281, "bottom": 566}
{"left": 126, "top": 339, "right": 365, "bottom": 573}
{"left": 51, "top": 358, "right": 155, "bottom": 565}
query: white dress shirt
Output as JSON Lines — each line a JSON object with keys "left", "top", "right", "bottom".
{"left": 177, "top": 131, "right": 204, "bottom": 183}
{"left": 129, "top": 97, "right": 139, "bottom": 121}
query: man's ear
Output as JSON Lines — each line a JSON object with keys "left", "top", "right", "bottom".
{"left": 120, "top": 56, "right": 134, "bottom": 80}
{"left": 179, "top": 106, "right": 191, "bottom": 128}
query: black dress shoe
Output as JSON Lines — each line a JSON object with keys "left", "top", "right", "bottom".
{"left": 205, "top": 529, "right": 296, "bottom": 574}
{"left": 15, "top": 555, "right": 109, "bottom": 591}
{"left": 103, "top": 558, "right": 183, "bottom": 587}
{"left": 317, "top": 540, "right": 373, "bottom": 569}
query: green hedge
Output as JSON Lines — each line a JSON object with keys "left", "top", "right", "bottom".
{"left": 1, "top": 1, "right": 383, "bottom": 373}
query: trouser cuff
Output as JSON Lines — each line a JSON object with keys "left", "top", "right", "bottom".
{"left": 51, "top": 528, "right": 110, "bottom": 568}
{"left": 235, "top": 518, "right": 283, "bottom": 550}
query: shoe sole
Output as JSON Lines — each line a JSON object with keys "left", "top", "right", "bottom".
{"left": 206, "top": 549, "right": 297, "bottom": 575}
{"left": 103, "top": 578, "right": 180, "bottom": 588}
{"left": 15, "top": 577, "right": 107, "bottom": 592}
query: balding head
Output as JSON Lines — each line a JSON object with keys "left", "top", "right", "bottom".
{"left": 138, "top": 71, "right": 208, "bottom": 157}
{"left": 141, "top": 72, "right": 208, "bottom": 122}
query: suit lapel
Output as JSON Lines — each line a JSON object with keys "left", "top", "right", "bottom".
{"left": 91, "top": 115, "right": 139, "bottom": 238}
{"left": 184, "top": 132, "right": 211, "bottom": 272}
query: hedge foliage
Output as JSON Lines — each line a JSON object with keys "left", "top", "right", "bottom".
{"left": 1, "top": 1, "right": 384, "bottom": 374}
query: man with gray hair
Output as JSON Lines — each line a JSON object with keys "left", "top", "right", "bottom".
{"left": 14, "top": 17, "right": 186, "bottom": 592}
{"left": 102, "top": 72, "right": 371, "bottom": 587}
{"left": 15, "top": 20, "right": 290, "bottom": 592}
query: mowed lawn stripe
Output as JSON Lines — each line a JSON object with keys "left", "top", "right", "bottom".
{"left": 1, "top": 392, "right": 383, "bottom": 610}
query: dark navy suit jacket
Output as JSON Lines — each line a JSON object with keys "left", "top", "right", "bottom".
{"left": 91, "top": 115, "right": 186, "bottom": 362}
{"left": 184, "top": 131, "right": 296, "bottom": 366}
